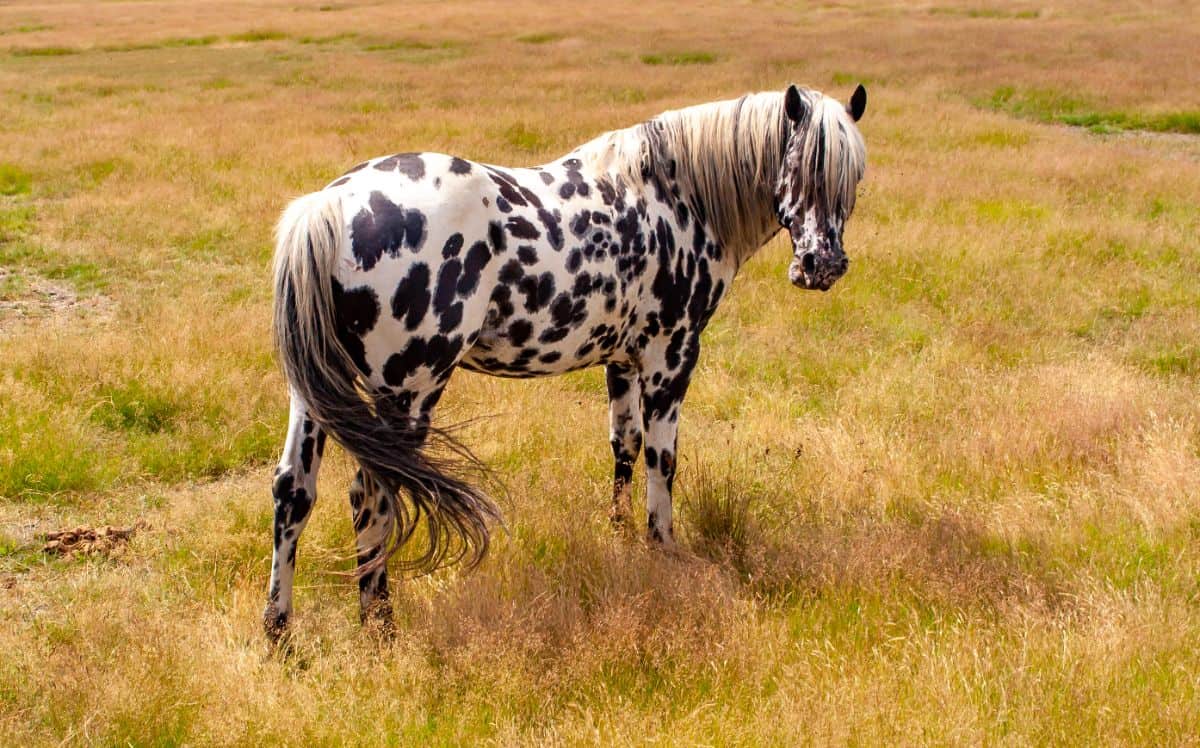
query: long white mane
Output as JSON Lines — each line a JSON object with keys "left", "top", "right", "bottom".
{"left": 576, "top": 88, "right": 866, "bottom": 260}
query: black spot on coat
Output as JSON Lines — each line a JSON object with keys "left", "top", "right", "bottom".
{"left": 351, "top": 192, "right": 427, "bottom": 271}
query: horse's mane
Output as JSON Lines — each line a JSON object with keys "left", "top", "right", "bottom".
{"left": 576, "top": 88, "right": 866, "bottom": 261}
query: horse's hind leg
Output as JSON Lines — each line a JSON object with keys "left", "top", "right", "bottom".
{"left": 264, "top": 394, "right": 326, "bottom": 638}
{"left": 606, "top": 363, "right": 643, "bottom": 527}
{"left": 348, "top": 468, "right": 393, "bottom": 629}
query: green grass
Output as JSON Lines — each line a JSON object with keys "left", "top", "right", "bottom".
{"left": 502, "top": 122, "right": 549, "bottom": 152}
{"left": 9, "top": 45, "right": 77, "bottom": 57}
{"left": 931, "top": 7, "right": 1040, "bottom": 19}
{"left": 516, "top": 32, "right": 564, "bottom": 44}
{"left": 227, "top": 30, "right": 289, "bottom": 43}
{"left": 2, "top": 1, "right": 1200, "bottom": 743}
{"left": 640, "top": 51, "right": 717, "bottom": 66}
{"left": 0, "top": 164, "right": 31, "bottom": 196}
{"left": 984, "top": 86, "right": 1200, "bottom": 134}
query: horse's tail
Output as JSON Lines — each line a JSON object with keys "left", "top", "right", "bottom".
{"left": 272, "top": 189, "right": 499, "bottom": 575}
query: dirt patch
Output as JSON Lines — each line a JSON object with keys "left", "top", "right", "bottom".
{"left": 41, "top": 523, "right": 144, "bottom": 559}
{"left": 0, "top": 267, "right": 112, "bottom": 332}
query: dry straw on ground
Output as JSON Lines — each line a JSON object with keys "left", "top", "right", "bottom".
{"left": 1, "top": 0, "right": 1199, "bottom": 744}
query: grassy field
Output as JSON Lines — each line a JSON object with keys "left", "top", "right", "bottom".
{"left": 2, "top": 0, "right": 1200, "bottom": 743}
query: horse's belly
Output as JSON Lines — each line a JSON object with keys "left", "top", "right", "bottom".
{"left": 459, "top": 305, "right": 625, "bottom": 378}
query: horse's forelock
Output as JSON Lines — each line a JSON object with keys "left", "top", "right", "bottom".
{"left": 794, "top": 91, "right": 867, "bottom": 221}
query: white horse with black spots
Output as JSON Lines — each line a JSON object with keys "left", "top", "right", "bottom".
{"left": 267, "top": 83, "right": 867, "bottom": 635}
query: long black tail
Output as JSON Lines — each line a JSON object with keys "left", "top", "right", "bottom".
{"left": 272, "top": 190, "right": 499, "bottom": 575}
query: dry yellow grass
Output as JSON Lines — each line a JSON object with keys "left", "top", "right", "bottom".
{"left": 2, "top": 0, "right": 1200, "bottom": 744}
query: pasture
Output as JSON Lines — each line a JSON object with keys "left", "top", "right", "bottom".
{"left": 2, "top": 0, "right": 1199, "bottom": 743}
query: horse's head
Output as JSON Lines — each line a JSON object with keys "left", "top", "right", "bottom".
{"left": 776, "top": 84, "right": 867, "bottom": 292}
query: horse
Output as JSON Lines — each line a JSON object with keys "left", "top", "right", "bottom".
{"left": 266, "top": 83, "right": 868, "bottom": 635}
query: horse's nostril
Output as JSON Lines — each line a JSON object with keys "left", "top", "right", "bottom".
{"left": 801, "top": 252, "right": 816, "bottom": 274}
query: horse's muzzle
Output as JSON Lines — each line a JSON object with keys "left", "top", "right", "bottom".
{"left": 789, "top": 250, "right": 848, "bottom": 292}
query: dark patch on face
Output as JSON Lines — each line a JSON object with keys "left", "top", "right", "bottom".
{"left": 506, "top": 215, "right": 540, "bottom": 240}
{"left": 449, "top": 157, "right": 472, "bottom": 175}
{"left": 331, "top": 279, "right": 380, "bottom": 375}
{"left": 645, "top": 446, "right": 658, "bottom": 470}
{"left": 351, "top": 191, "right": 427, "bottom": 271}
{"left": 391, "top": 262, "right": 432, "bottom": 330}
{"left": 496, "top": 196, "right": 512, "bottom": 213}
{"left": 375, "top": 153, "right": 426, "bottom": 181}
{"left": 538, "top": 171, "right": 554, "bottom": 185}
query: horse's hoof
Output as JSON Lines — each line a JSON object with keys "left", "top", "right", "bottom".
{"left": 647, "top": 527, "right": 677, "bottom": 550}
{"left": 361, "top": 600, "right": 396, "bottom": 639}
{"left": 609, "top": 509, "right": 634, "bottom": 534}
{"left": 263, "top": 603, "right": 289, "bottom": 641}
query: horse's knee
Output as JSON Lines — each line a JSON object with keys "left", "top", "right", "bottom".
{"left": 272, "top": 469, "right": 314, "bottom": 528}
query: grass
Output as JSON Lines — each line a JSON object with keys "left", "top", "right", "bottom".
{"left": 516, "top": 31, "right": 564, "bottom": 44}
{"left": 641, "top": 50, "right": 717, "bottom": 66}
{"left": 1, "top": 0, "right": 1200, "bottom": 744}
{"left": 984, "top": 85, "right": 1200, "bottom": 134}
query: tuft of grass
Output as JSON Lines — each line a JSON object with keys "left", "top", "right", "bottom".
{"left": 516, "top": 32, "right": 563, "bottom": 44}
{"left": 679, "top": 462, "right": 755, "bottom": 565}
{"left": 931, "top": 7, "right": 1040, "bottom": 19}
{"left": 162, "top": 35, "right": 219, "bottom": 48}
{"left": 0, "top": 23, "right": 52, "bottom": 35}
{"left": 983, "top": 86, "right": 1200, "bottom": 134}
{"left": 92, "top": 382, "right": 181, "bottom": 435}
{"left": 0, "top": 207, "right": 35, "bottom": 241}
{"left": 9, "top": 45, "right": 78, "bottom": 57}
{"left": 640, "top": 51, "right": 717, "bottom": 66}
{"left": 503, "top": 122, "right": 549, "bottom": 152}
{"left": 298, "top": 32, "right": 357, "bottom": 45}
{"left": 831, "top": 71, "right": 877, "bottom": 87}
{"left": 0, "top": 164, "right": 32, "bottom": 196}
{"left": 227, "top": 30, "right": 288, "bottom": 43}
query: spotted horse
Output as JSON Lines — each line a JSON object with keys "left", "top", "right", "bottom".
{"left": 266, "top": 83, "right": 868, "bottom": 635}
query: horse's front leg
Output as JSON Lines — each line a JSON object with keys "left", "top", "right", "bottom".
{"left": 264, "top": 394, "right": 326, "bottom": 638}
{"left": 606, "top": 363, "right": 643, "bottom": 528}
{"left": 639, "top": 336, "right": 700, "bottom": 547}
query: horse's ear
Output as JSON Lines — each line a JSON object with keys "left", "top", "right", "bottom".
{"left": 847, "top": 84, "right": 867, "bottom": 122}
{"left": 784, "top": 85, "right": 808, "bottom": 123}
